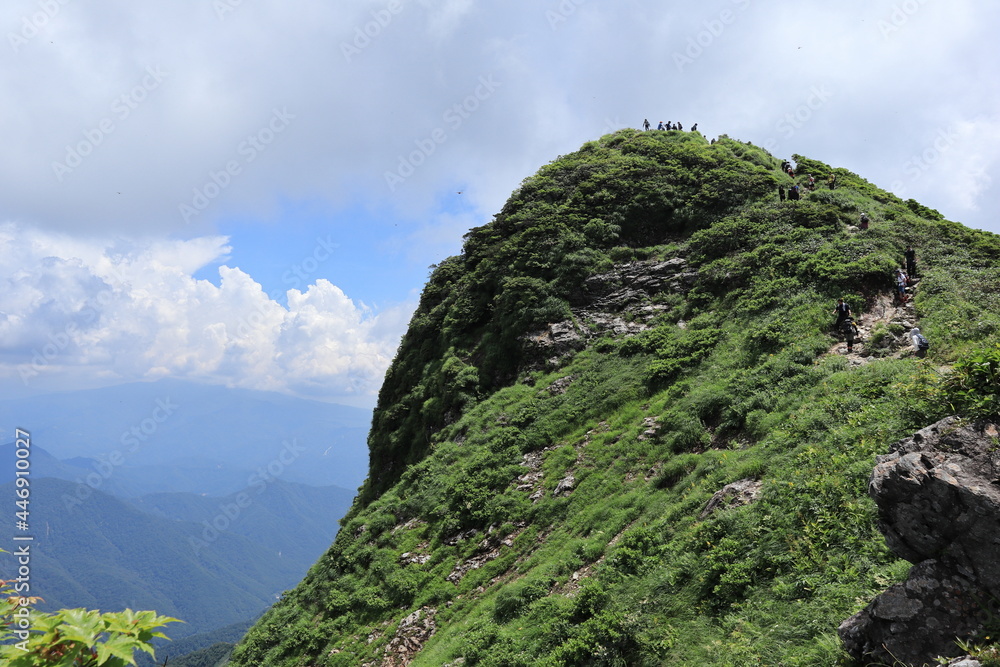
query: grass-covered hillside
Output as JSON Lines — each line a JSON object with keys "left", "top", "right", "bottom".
{"left": 229, "top": 130, "right": 1000, "bottom": 665}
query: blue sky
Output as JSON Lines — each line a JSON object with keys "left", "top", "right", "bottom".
{"left": 2, "top": 0, "right": 999, "bottom": 407}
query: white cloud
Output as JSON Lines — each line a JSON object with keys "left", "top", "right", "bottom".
{"left": 1, "top": 0, "right": 999, "bottom": 403}
{"left": 0, "top": 223, "right": 413, "bottom": 405}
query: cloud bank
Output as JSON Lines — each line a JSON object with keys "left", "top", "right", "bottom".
{"left": 0, "top": 223, "right": 413, "bottom": 404}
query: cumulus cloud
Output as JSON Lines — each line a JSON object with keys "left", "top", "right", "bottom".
{"left": 0, "top": 223, "right": 413, "bottom": 404}
{"left": 1, "top": 0, "right": 999, "bottom": 404}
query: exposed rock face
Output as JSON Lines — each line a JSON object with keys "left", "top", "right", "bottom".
{"left": 839, "top": 417, "right": 1000, "bottom": 666}
{"left": 522, "top": 257, "right": 697, "bottom": 368}
{"left": 699, "top": 478, "right": 763, "bottom": 519}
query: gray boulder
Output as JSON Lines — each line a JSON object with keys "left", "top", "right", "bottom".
{"left": 839, "top": 417, "right": 1000, "bottom": 666}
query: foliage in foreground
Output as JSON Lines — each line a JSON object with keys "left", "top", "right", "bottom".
{"left": 1, "top": 573, "right": 179, "bottom": 667}
{"left": 230, "top": 130, "right": 1000, "bottom": 665}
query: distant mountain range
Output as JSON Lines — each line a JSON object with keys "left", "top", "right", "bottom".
{"left": 0, "top": 379, "right": 367, "bottom": 657}
{"left": 0, "top": 476, "right": 354, "bottom": 641}
{"left": 0, "top": 378, "right": 372, "bottom": 495}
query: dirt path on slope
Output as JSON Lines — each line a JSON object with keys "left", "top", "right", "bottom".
{"left": 826, "top": 290, "right": 918, "bottom": 366}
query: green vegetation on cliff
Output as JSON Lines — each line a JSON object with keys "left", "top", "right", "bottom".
{"left": 230, "top": 130, "right": 1000, "bottom": 665}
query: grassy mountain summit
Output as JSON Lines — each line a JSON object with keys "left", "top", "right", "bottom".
{"left": 229, "top": 130, "right": 1000, "bottom": 665}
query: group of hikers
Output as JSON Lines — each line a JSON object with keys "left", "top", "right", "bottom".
{"left": 777, "top": 160, "right": 839, "bottom": 202}
{"left": 643, "top": 119, "right": 698, "bottom": 132}
{"left": 833, "top": 246, "right": 927, "bottom": 356}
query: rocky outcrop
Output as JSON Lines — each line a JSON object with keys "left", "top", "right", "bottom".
{"left": 523, "top": 257, "right": 697, "bottom": 367}
{"left": 839, "top": 417, "right": 1000, "bottom": 666}
{"left": 699, "top": 478, "right": 763, "bottom": 519}
{"left": 580, "top": 257, "right": 698, "bottom": 312}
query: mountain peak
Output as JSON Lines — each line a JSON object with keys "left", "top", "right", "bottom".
{"left": 229, "top": 132, "right": 1000, "bottom": 666}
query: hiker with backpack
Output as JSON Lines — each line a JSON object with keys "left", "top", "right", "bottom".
{"left": 834, "top": 298, "right": 851, "bottom": 328}
{"left": 905, "top": 246, "right": 916, "bottom": 276}
{"left": 910, "top": 327, "right": 929, "bottom": 358}
{"left": 841, "top": 317, "right": 860, "bottom": 353}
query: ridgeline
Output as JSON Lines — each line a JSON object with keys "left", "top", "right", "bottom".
{"left": 227, "top": 130, "right": 1000, "bottom": 665}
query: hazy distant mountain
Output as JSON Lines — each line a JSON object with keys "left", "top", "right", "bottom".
{"left": 0, "top": 477, "right": 352, "bottom": 640}
{"left": 0, "top": 442, "right": 145, "bottom": 496}
{"left": 0, "top": 378, "right": 372, "bottom": 494}
{"left": 129, "top": 479, "right": 355, "bottom": 567}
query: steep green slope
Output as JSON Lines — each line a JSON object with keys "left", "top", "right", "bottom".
{"left": 230, "top": 130, "right": 1000, "bottom": 665}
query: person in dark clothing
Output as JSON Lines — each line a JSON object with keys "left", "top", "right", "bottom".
{"left": 841, "top": 317, "right": 859, "bottom": 353}
{"left": 678, "top": 122, "right": 683, "bottom": 130}
{"left": 789, "top": 185, "right": 800, "bottom": 201}
{"left": 859, "top": 213, "right": 870, "bottom": 230}
{"left": 778, "top": 185, "right": 785, "bottom": 201}
{"left": 834, "top": 298, "right": 851, "bottom": 328}
{"left": 905, "top": 246, "right": 916, "bottom": 276}
{"left": 691, "top": 123, "right": 698, "bottom": 131}
{"left": 643, "top": 118, "right": 650, "bottom": 131}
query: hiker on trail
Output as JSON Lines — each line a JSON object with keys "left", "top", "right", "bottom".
{"left": 896, "top": 269, "right": 909, "bottom": 303}
{"left": 841, "top": 317, "right": 860, "bottom": 353}
{"left": 787, "top": 166, "right": 795, "bottom": 177}
{"left": 643, "top": 119, "right": 650, "bottom": 131}
{"left": 789, "top": 184, "right": 800, "bottom": 201}
{"left": 905, "top": 246, "right": 916, "bottom": 276}
{"left": 678, "top": 122, "right": 683, "bottom": 130}
{"left": 691, "top": 123, "right": 698, "bottom": 131}
{"left": 808, "top": 174, "right": 816, "bottom": 189}
{"left": 828, "top": 174, "right": 837, "bottom": 189}
{"left": 834, "top": 298, "right": 851, "bottom": 327}
{"left": 910, "top": 327, "right": 929, "bottom": 357}
{"left": 778, "top": 185, "right": 786, "bottom": 201}
{"left": 859, "top": 213, "right": 870, "bottom": 230}
{"left": 780, "top": 160, "right": 789, "bottom": 172}
{"left": 657, "top": 121, "right": 664, "bottom": 130}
